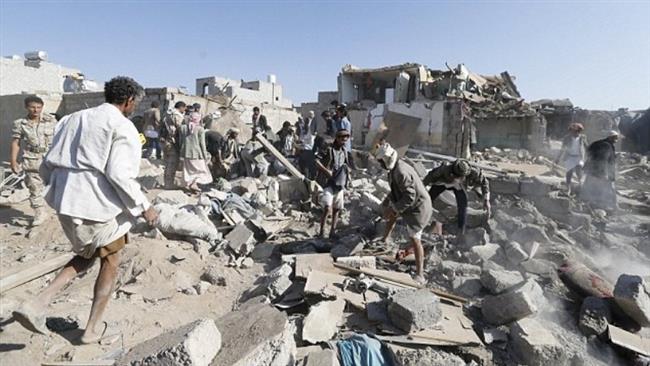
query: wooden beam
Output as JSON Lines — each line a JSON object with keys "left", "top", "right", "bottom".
{"left": 0, "top": 254, "right": 74, "bottom": 294}
{"left": 333, "top": 263, "right": 468, "bottom": 304}
{"left": 255, "top": 133, "right": 305, "bottom": 180}
{"left": 407, "top": 148, "right": 505, "bottom": 174}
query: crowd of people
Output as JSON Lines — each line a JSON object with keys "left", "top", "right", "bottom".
{"left": 7, "top": 75, "right": 623, "bottom": 342}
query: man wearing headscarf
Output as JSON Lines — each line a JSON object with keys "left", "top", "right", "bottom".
{"left": 556, "top": 123, "right": 588, "bottom": 193}
{"left": 422, "top": 159, "right": 490, "bottom": 237}
{"left": 375, "top": 142, "right": 432, "bottom": 284}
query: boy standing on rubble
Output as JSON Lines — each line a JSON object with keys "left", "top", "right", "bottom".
{"left": 316, "top": 129, "right": 351, "bottom": 239}
{"left": 13, "top": 76, "right": 158, "bottom": 344}
{"left": 556, "top": 123, "right": 588, "bottom": 193}
{"left": 376, "top": 142, "right": 432, "bottom": 284}
{"left": 422, "top": 159, "right": 490, "bottom": 238}
{"left": 10, "top": 95, "right": 57, "bottom": 226}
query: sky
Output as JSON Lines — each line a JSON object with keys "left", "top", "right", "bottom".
{"left": 1, "top": 0, "right": 649, "bottom": 110}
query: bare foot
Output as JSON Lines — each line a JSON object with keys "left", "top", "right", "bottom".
{"left": 79, "top": 321, "right": 108, "bottom": 344}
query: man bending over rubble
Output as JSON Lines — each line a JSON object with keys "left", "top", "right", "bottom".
{"left": 12, "top": 76, "right": 158, "bottom": 344}
{"left": 376, "top": 142, "right": 432, "bottom": 284}
{"left": 581, "top": 130, "right": 619, "bottom": 212}
{"left": 316, "top": 129, "right": 351, "bottom": 239}
{"left": 422, "top": 159, "right": 490, "bottom": 238}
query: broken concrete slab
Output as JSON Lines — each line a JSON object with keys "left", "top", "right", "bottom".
{"left": 489, "top": 175, "right": 520, "bottom": 195}
{"left": 467, "top": 243, "right": 505, "bottom": 265}
{"left": 294, "top": 253, "right": 337, "bottom": 279}
{"left": 366, "top": 299, "right": 390, "bottom": 324}
{"left": 374, "top": 179, "right": 391, "bottom": 196}
{"left": 392, "top": 346, "right": 466, "bottom": 366}
{"left": 452, "top": 277, "right": 483, "bottom": 298}
{"left": 249, "top": 242, "right": 277, "bottom": 261}
{"left": 360, "top": 192, "right": 383, "bottom": 214}
{"left": 480, "top": 268, "right": 525, "bottom": 295}
{"left": 304, "top": 349, "right": 339, "bottom": 366}
{"left": 510, "top": 225, "right": 551, "bottom": 245}
{"left": 608, "top": 324, "right": 650, "bottom": 357}
{"left": 388, "top": 289, "right": 442, "bottom": 333}
{"left": 153, "top": 190, "right": 191, "bottom": 206}
{"left": 304, "top": 270, "right": 381, "bottom": 310}
{"left": 302, "top": 299, "right": 346, "bottom": 344}
{"left": 579, "top": 296, "right": 613, "bottom": 337}
{"left": 509, "top": 317, "right": 568, "bottom": 366}
{"left": 231, "top": 177, "right": 258, "bottom": 195}
{"left": 613, "top": 274, "right": 650, "bottom": 327}
{"left": 464, "top": 227, "right": 489, "bottom": 246}
{"left": 481, "top": 279, "right": 546, "bottom": 325}
{"left": 440, "top": 261, "right": 482, "bottom": 279}
{"left": 503, "top": 241, "right": 529, "bottom": 265}
{"left": 330, "top": 234, "right": 365, "bottom": 259}
{"left": 242, "top": 263, "right": 293, "bottom": 301}
{"left": 118, "top": 318, "right": 221, "bottom": 366}
{"left": 212, "top": 303, "right": 296, "bottom": 366}
{"left": 225, "top": 223, "right": 256, "bottom": 254}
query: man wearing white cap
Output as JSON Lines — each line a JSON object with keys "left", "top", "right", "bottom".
{"left": 375, "top": 142, "right": 432, "bottom": 283}
{"left": 581, "top": 130, "right": 619, "bottom": 211}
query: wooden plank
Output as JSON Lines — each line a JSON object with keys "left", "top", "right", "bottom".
{"left": 294, "top": 253, "right": 342, "bottom": 279}
{"left": 333, "top": 263, "right": 467, "bottom": 304}
{"left": 1, "top": 253, "right": 74, "bottom": 294}
{"left": 304, "top": 269, "right": 380, "bottom": 310}
{"left": 255, "top": 133, "right": 305, "bottom": 180}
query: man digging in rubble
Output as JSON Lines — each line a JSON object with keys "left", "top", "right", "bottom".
{"left": 556, "top": 122, "right": 588, "bottom": 194}
{"left": 581, "top": 130, "right": 619, "bottom": 213}
{"left": 316, "top": 129, "right": 351, "bottom": 239}
{"left": 376, "top": 142, "right": 432, "bottom": 284}
{"left": 12, "top": 77, "right": 158, "bottom": 344}
{"left": 161, "top": 101, "right": 186, "bottom": 189}
{"left": 10, "top": 95, "right": 58, "bottom": 227}
{"left": 422, "top": 159, "right": 490, "bottom": 241}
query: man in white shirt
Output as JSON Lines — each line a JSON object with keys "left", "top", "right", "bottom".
{"left": 12, "top": 76, "right": 158, "bottom": 344}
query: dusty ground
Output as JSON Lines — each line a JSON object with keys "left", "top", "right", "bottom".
{"left": 0, "top": 191, "right": 265, "bottom": 365}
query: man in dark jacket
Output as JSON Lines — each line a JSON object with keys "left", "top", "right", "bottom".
{"left": 581, "top": 130, "right": 619, "bottom": 211}
{"left": 423, "top": 159, "right": 490, "bottom": 236}
{"left": 316, "top": 129, "right": 351, "bottom": 239}
{"left": 376, "top": 142, "right": 432, "bottom": 283}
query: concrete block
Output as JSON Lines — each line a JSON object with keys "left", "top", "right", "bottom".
{"left": 489, "top": 175, "right": 520, "bottom": 195}
{"left": 118, "top": 319, "right": 221, "bottom": 366}
{"left": 578, "top": 296, "right": 612, "bottom": 337}
{"left": 374, "top": 179, "right": 391, "bottom": 195}
{"left": 360, "top": 192, "right": 383, "bottom": 214}
{"left": 212, "top": 303, "right": 296, "bottom": 366}
{"left": 153, "top": 190, "right": 190, "bottom": 206}
{"left": 335, "top": 256, "right": 376, "bottom": 269}
{"left": 250, "top": 242, "right": 276, "bottom": 261}
{"left": 504, "top": 241, "right": 529, "bottom": 265}
{"left": 520, "top": 259, "right": 556, "bottom": 278}
{"left": 388, "top": 289, "right": 442, "bottom": 332}
{"left": 304, "top": 349, "right": 339, "bottom": 366}
{"left": 613, "top": 274, "right": 650, "bottom": 327}
{"left": 440, "top": 261, "right": 482, "bottom": 279}
{"left": 519, "top": 176, "right": 561, "bottom": 197}
{"left": 302, "top": 299, "right": 346, "bottom": 344}
{"left": 481, "top": 268, "right": 525, "bottom": 295}
{"left": 232, "top": 177, "right": 258, "bottom": 195}
{"left": 509, "top": 318, "right": 568, "bottom": 366}
{"left": 242, "top": 263, "right": 293, "bottom": 301}
{"left": 330, "top": 234, "right": 365, "bottom": 258}
{"left": 464, "top": 227, "right": 490, "bottom": 247}
{"left": 366, "top": 300, "right": 390, "bottom": 324}
{"left": 468, "top": 243, "right": 505, "bottom": 264}
{"left": 452, "top": 277, "right": 483, "bottom": 298}
{"left": 481, "top": 279, "right": 546, "bottom": 325}
{"left": 225, "top": 223, "right": 255, "bottom": 254}
{"left": 510, "top": 225, "right": 550, "bottom": 245}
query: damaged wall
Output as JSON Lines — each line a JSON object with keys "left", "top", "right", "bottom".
{"left": 474, "top": 114, "right": 546, "bottom": 152}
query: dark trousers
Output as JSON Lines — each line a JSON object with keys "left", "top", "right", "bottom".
{"left": 146, "top": 138, "right": 161, "bottom": 159}
{"left": 429, "top": 185, "right": 468, "bottom": 231}
{"left": 566, "top": 166, "right": 583, "bottom": 187}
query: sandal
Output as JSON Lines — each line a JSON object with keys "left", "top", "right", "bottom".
{"left": 79, "top": 321, "right": 121, "bottom": 345}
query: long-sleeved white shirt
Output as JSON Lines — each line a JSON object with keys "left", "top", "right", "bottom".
{"left": 41, "top": 103, "right": 150, "bottom": 222}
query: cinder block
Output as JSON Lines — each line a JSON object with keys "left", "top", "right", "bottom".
{"left": 482, "top": 279, "right": 546, "bottom": 325}
{"left": 388, "top": 289, "right": 442, "bottom": 332}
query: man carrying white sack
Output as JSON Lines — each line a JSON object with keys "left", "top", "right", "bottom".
{"left": 12, "top": 76, "right": 158, "bottom": 344}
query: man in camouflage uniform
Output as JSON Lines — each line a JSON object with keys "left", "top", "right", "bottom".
{"left": 10, "top": 96, "right": 57, "bottom": 226}
{"left": 422, "top": 159, "right": 491, "bottom": 237}
{"left": 160, "top": 101, "right": 186, "bottom": 189}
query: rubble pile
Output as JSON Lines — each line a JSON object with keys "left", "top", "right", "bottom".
{"left": 2, "top": 144, "right": 649, "bottom": 366}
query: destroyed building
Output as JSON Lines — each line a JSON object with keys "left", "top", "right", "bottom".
{"left": 196, "top": 74, "right": 299, "bottom": 131}
{"left": 302, "top": 62, "right": 547, "bottom": 157}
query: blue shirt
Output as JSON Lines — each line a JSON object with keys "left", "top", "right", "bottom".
{"left": 335, "top": 117, "right": 352, "bottom": 151}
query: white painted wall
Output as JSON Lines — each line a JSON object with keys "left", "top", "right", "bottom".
{"left": 0, "top": 58, "right": 81, "bottom": 96}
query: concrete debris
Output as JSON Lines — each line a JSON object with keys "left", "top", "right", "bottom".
{"left": 464, "top": 227, "right": 489, "bottom": 246}
{"left": 440, "top": 260, "right": 482, "bottom": 279}
{"left": 393, "top": 346, "right": 466, "bottom": 366}
{"left": 467, "top": 243, "right": 505, "bottom": 264}
{"left": 613, "top": 274, "right": 650, "bottom": 327}
{"left": 366, "top": 300, "right": 390, "bottom": 324}
{"left": 153, "top": 190, "right": 191, "bottom": 206}
{"left": 243, "top": 263, "right": 293, "bottom": 301}
{"left": 578, "top": 296, "right": 613, "bottom": 337}
{"left": 480, "top": 268, "right": 525, "bottom": 295}
{"left": 510, "top": 225, "right": 550, "bottom": 245}
{"left": 303, "top": 349, "right": 339, "bottom": 366}
{"left": 225, "top": 223, "right": 256, "bottom": 254}
{"left": 388, "top": 289, "right": 442, "bottom": 333}
{"left": 335, "top": 256, "right": 376, "bottom": 269}
{"left": 509, "top": 317, "right": 568, "bottom": 366}
{"left": 201, "top": 266, "right": 227, "bottom": 286}
{"left": 155, "top": 203, "right": 221, "bottom": 243}
{"left": 452, "top": 276, "right": 483, "bottom": 298}
{"left": 481, "top": 279, "right": 546, "bottom": 325}
{"left": 118, "top": 318, "right": 221, "bottom": 366}
{"left": 558, "top": 261, "right": 614, "bottom": 299}
{"left": 373, "top": 179, "right": 391, "bottom": 196}
{"left": 503, "top": 241, "right": 529, "bottom": 265}
{"left": 302, "top": 299, "right": 346, "bottom": 344}
{"left": 330, "top": 234, "right": 366, "bottom": 258}
{"left": 212, "top": 303, "right": 296, "bottom": 366}
{"left": 360, "top": 191, "right": 383, "bottom": 214}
